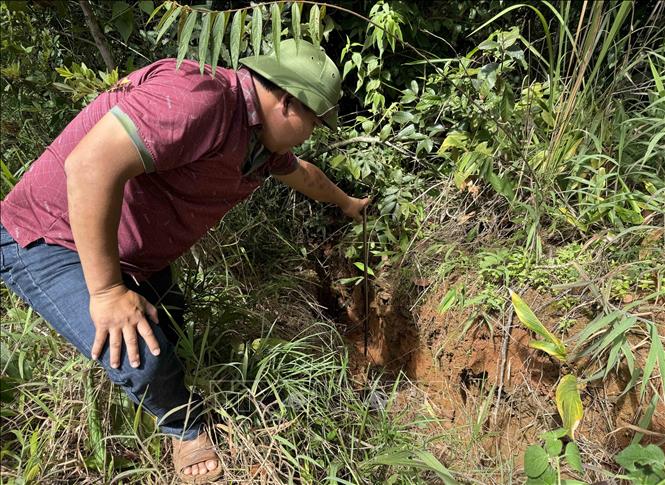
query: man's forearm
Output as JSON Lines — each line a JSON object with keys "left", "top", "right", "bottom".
{"left": 289, "top": 159, "right": 351, "bottom": 208}
{"left": 66, "top": 156, "right": 125, "bottom": 295}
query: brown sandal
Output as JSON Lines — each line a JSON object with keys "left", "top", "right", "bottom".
{"left": 172, "top": 432, "right": 222, "bottom": 483}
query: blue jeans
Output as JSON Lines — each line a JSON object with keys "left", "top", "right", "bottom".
{"left": 0, "top": 223, "right": 202, "bottom": 440}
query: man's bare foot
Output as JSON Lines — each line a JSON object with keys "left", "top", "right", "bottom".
{"left": 172, "top": 432, "right": 221, "bottom": 483}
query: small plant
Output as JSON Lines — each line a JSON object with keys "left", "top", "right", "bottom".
{"left": 511, "top": 291, "right": 583, "bottom": 440}
{"left": 523, "top": 428, "right": 584, "bottom": 485}
{"left": 615, "top": 443, "right": 665, "bottom": 484}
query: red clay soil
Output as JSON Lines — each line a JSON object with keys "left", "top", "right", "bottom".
{"left": 333, "top": 267, "right": 664, "bottom": 474}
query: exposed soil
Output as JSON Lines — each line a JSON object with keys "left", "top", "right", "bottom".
{"left": 316, "top": 253, "right": 665, "bottom": 479}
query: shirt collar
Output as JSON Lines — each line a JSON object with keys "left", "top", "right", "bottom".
{"left": 238, "top": 68, "right": 262, "bottom": 128}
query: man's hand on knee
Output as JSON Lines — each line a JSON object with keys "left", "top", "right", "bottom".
{"left": 89, "top": 285, "right": 161, "bottom": 368}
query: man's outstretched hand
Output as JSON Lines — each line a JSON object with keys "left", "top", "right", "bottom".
{"left": 342, "top": 197, "right": 371, "bottom": 222}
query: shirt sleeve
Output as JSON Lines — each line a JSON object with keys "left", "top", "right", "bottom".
{"left": 111, "top": 61, "right": 230, "bottom": 173}
{"left": 267, "top": 151, "right": 299, "bottom": 176}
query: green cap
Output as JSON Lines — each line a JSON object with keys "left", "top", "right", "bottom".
{"left": 239, "top": 39, "right": 341, "bottom": 129}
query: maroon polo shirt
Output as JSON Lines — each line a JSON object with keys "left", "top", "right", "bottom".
{"left": 1, "top": 59, "right": 298, "bottom": 280}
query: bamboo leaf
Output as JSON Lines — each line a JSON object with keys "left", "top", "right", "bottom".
{"left": 573, "top": 310, "right": 621, "bottom": 350}
{"left": 146, "top": 0, "right": 166, "bottom": 26}
{"left": 85, "top": 371, "right": 106, "bottom": 468}
{"left": 230, "top": 10, "right": 245, "bottom": 70}
{"left": 291, "top": 2, "right": 301, "bottom": 51}
{"left": 555, "top": 375, "right": 583, "bottom": 440}
{"left": 510, "top": 290, "right": 566, "bottom": 361}
{"left": 640, "top": 322, "right": 665, "bottom": 399}
{"left": 272, "top": 2, "right": 281, "bottom": 61}
{"left": 251, "top": 6, "right": 263, "bottom": 58}
{"left": 198, "top": 12, "right": 212, "bottom": 74}
{"left": 437, "top": 288, "right": 457, "bottom": 314}
{"left": 530, "top": 340, "right": 567, "bottom": 362}
{"left": 211, "top": 11, "right": 228, "bottom": 75}
{"left": 176, "top": 10, "right": 197, "bottom": 69}
{"left": 155, "top": 4, "right": 182, "bottom": 44}
{"left": 309, "top": 4, "right": 320, "bottom": 48}
{"left": 362, "top": 448, "right": 459, "bottom": 484}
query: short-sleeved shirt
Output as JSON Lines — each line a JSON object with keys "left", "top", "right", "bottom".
{"left": 0, "top": 59, "right": 298, "bottom": 280}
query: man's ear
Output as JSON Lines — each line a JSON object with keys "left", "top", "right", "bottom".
{"left": 279, "top": 92, "right": 292, "bottom": 117}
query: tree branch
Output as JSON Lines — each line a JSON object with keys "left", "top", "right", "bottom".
{"left": 78, "top": 0, "right": 115, "bottom": 71}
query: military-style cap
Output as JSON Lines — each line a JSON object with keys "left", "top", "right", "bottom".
{"left": 240, "top": 39, "right": 341, "bottom": 129}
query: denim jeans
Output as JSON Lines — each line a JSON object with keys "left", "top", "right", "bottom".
{"left": 0, "top": 223, "right": 202, "bottom": 440}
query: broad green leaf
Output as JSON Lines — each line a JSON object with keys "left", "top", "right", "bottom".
{"left": 230, "top": 10, "right": 245, "bottom": 70}
{"left": 392, "top": 111, "right": 414, "bottom": 124}
{"left": 138, "top": 0, "right": 154, "bottom": 15}
{"left": 271, "top": 3, "right": 281, "bottom": 60}
{"left": 210, "top": 11, "right": 228, "bottom": 75}
{"left": 309, "top": 4, "right": 320, "bottom": 48}
{"left": 543, "top": 435, "right": 562, "bottom": 457}
{"left": 176, "top": 10, "right": 197, "bottom": 69}
{"left": 291, "top": 2, "right": 301, "bottom": 51}
{"left": 530, "top": 340, "right": 567, "bottom": 362}
{"left": 155, "top": 5, "right": 182, "bottom": 43}
{"left": 555, "top": 375, "right": 583, "bottom": 440}
{"left": 524, "top": 445, "right": 549, "bottom": 478}
{"left": 251, "top": 6, "right": 262, "bottom": 58}
{"left": 437, "top": 131, "right": 468, "bottom": 155}
{"left": 112, "top": 1, "right": 134, "bottom": 43}
{"left": 615, "top": 444, "right": 665, "bottom": 471}
{"left": 511, "top": 290, "right": 566, "bottom": 361}
{"left": 198, "top": 12, "right": 212, "bottom": 74}
{"left": 354, "top": 262, "right": 375, "bottom": 276}
{"left": 564, "top": 442, "right": 583, "bottom": 473}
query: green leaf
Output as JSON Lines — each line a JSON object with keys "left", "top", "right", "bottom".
{"left": 198, "top": 12, "right": 212, "bottom": 74}
{"left": 564, "top": 442, "right": 583, "bottom": 473}
{"left": 291, "top": 2, "right": 301, "bottom": 51}
{"left": 529, "top": 341, "right": 567, "bottom": 362}
{"left": 176, "top": 10, "right": 197, "bottom": 69}
{"left": 309, "top": 4, "right": 320, "bottom": 48}
{"left": 354, "top": 262, "right": 375, "bottom": 276}
{"left": 543, "top": 436, "right": 562, "bottom": 457}
{"left": 112, "top": 1, "right": 134, "bottom": 43}
{"left": 640, "top": 322, "right": 665, "bottom": 399}
{"left": 437, "top": 131, "right": 468, "bottom": 154}
{"left": 572, "top": 310, "right": 621, "bottom": 351}
{"left": 271, "top": 3, "right": 281, "bottom": 61}
{"left": 138, "top": 0, "right": 154, "bottom": 15}
{"left": 555, "top": 375, "right": 583, "bottom": 440}
{"left": 155, "top": 4, "right": 182, "bottom": 44}
{"left": 230, "top": 10, "right": 245, "bottom": 70}
{"left": 392, "top": 111, "right": 414, "bottom": 124}
{"left": 510, "top": 290, "right": 566, "bottom": 361}
{"left": 210, "top": 11, "right": 228, "bottom": 75}
{"left": 615, "top": 444, "right": 665, "bottom": 471}
{"left": 84, "top": 372, "right": 106, "bottom": 468}
{"left": 251, "top": 6, "right": 262, "bottom": 58}
{"left": 361, "top": 448, "right": 459, "bottom": 484}
{"left": 632, "top": 393, "right": 659, "bottom": 445}
{"left": 524, "top": 445, "right": 549, "bottom": 478}
{"left": 437, "top": 288, "right": 457, "bottom": 314}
